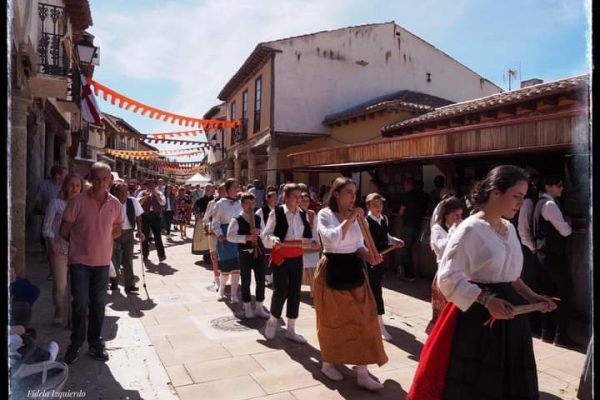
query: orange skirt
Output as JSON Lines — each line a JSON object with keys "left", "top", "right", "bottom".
{"left": 313, "top": 255, "right": 388, "bottom": 366}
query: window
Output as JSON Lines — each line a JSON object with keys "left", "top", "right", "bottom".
{"left": 254, "top": 77, "right": 262, "bottom": 133}
{"left": 242, "top": 89, "right": 248, "bottom": 136}
{"left": 230, "top": 101, "right": 236, "bottom": 145}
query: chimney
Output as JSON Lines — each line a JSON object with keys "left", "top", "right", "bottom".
{"left": 521, "top": 78, "right": 544, "bottom": 88}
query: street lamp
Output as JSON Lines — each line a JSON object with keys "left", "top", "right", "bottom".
{"left": 76, "top": 34, "right": 100, "bottom": 65}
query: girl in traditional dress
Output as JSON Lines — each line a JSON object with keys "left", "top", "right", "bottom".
{"left": 408, "top": 165, "right": 557, "bottom": 400}
{"left": 211, "top": 179, "right": 242, "bottom": 302}
{"left": 314, "top": 177, "right": 388, "bottom": 392}
{"left": 299, "top": 191, "right": 320, "bottom": 297}
{"left": 425, "top": 196, "right": 463, "bottom": 334}
{"left": 174, "top": 187, "right": 192, "bottom": 239}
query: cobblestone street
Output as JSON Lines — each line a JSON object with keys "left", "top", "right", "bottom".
{"left": 24, "top": 224, "right": 587, "bottom": 400}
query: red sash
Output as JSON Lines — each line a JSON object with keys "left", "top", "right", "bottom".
{"left": 270, "top": 246, "right": 303, "bottom": 266}
{"left": 408, "top": 303, "right": 460, "bottom": 400}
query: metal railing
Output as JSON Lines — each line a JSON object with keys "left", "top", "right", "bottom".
{"left": 38, "top": 3, "right": 69, "bottom": 76}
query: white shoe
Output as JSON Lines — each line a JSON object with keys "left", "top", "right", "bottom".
{"left": 254, "top": 304, "right": 270, "bottom": 319}
{"left": 264, "top": 317, "right": 278, "bottom": 339}
{"left": 321, "top": 363, "right": 344, "bottom": 381}
{"left": 284, "top": 330, "right": 307, "bottom": 344}
{"left": 243, "top": 303, "right": 255, "bottom": 319}
{"left": 378, "top": 315, "right": 392, "bottom": 341}
{"left": 357, "top": 373, "right": 384, "bottom": 391}
{"left": 231, "top": 295, "right": 240, "bottom": 304}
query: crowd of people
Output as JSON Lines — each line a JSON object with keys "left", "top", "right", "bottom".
{"left": 9, "top": 161, "right": 592, "bottom": 398}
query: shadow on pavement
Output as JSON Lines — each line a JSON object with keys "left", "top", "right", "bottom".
{"left": 106, "top": 289, "right": 157, "bottom": 318}
{"left": 383, "top": 325, "right": 424, "bottom": 362}
{"left": 255, "top": 337, "right": 407, "bottom": 399}
{"left": 143, "top": 260, "right": 178, "bottom": 276}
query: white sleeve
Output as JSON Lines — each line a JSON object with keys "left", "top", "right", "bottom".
{"left": 157, "top": 192, "right": 166, "bottom": 206}
{"left": 42, "top": 200, "right": 58, "bottom": 239}
{"left": 203, "top": 201, "right": 214, "bottom": 226}
{"left": 430, "top": 224, "right": 450, "bottom": 259}
{"left": 309, "top": 211, "right": 319, "bottom": 241}
{"left": 226, "top": 217, "right": 246, "bottom": 244}
{"left": 436, "top": 226, "right": 483, "bottom": 312}
{"left": 211, "top": 202, "right": 223, "bottom": 236}
{"left": 517, "top": 199, "right": 534, "bottom": 251}
{"left": 317, "top": 209, "right": 344, "bottom": 243}
{"left": 131, "top": 198, "right": 144, "bottom": 217}
{"left": 541, "top": 201, "right": 572, "bottom": 237}
{"left": 261, "top": 209, "right": 278, "bottom": 246}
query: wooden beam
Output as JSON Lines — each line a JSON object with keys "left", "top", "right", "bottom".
{"left": 449, "top": 116, "right": 465, "bottom": 127}
{"left": 516, "top": 102, "right": 536, "bottom": 115}
{"left": 536, "top": 97, "right": 559, "bottom": 111}
{"left": 558, "top": 96, "right": 579, "bottom": 106}
{"left": 479, "top": 110, "right": 497, "bottom": 122}
{"left": 436, "top": 120, "right": 450, "bottom": 129}
{"left": 498, "top": 106, "right": 517, "bottom": 119}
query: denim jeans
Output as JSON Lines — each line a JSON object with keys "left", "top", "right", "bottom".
{"left": 69, "top": 264, "right": 109, "bottom": 349}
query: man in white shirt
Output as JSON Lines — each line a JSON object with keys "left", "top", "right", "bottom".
{"left": 532, "top": 175, "right": 579, "bottom": 349}
{"left": 111, "top": 183, "right": 145, "bottom": 293}
{"left": 261, "top": 183, "right": 320, "bottom": 343}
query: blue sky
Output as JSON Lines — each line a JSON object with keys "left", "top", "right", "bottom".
{"left": 88, "top": 0, "right": 590, "bottom": 162}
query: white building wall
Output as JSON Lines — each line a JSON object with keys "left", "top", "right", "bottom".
{"left": 270, "top": 22, "right": 501, "bottom": 134}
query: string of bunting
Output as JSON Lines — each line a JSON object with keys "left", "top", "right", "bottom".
{"left": 163, "top": 165, "right": 205, "bottom": 173}
{"left": 87, "top": 78, "right": 240, "bottom": 129}
{"left": 142, "top": 137, "right": 210, "bottom": 146}
{"left": 105, "top": 148, "right": 205, "bottom": 160}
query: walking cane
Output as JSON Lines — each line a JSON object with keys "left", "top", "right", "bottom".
{"left": 139, "top": 239, "right": 149, "bottom": 297}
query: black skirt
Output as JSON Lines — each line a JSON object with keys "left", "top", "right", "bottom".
{"left": 443, "top": 282, "right": 538, "bottom": 400}
{"left": 323, "top": 252, "right": 365, "bottom": 290}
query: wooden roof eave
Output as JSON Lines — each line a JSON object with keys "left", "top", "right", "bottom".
{"left": 289, "top": 106, "right": 587, "bottom": 169}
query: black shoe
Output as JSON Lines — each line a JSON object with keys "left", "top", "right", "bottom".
{"left": 142, "top": 256, "right": 149, "bottom": 262}
{"left": 554, "top": 336, "right": 583, "bottom": 349}
{"left": 110, "top": 280, "right": 119, "bottom": 291}
{"left": 125, "top": 286, "right": 139, "bottom": 294}
{"left": 158, "top": 255, "right": 167, "bottom": 262}
{"left": 89, "top": 346, "right": 109, "bottom": 361}
{"left": 531, "top": 330, "right": 541, "bottom": 339}
{"left": 63, "top": 345, "right": 80, "bottom": 365}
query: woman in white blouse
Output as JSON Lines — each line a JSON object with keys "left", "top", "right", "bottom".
{"left": 425, "top": 196, "right": 464, "bottom": 334}
{"left": 314, "top": 177, "right": 387, "bottom": 392}
{"left": 211, "top": 179, "right": 242, "bottom": 302}
{"left": 42, "top": 173, "right": 84, "bottom": 326}
{"left": 409, "top": 165, "right": 557, "bottom": 400}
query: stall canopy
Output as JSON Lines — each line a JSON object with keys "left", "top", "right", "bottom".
{"left": 185, "top": 172, "right": 211, "bottom": 185}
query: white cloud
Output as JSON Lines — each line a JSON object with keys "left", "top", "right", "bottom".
{"left": 89, "top": 0, "right": 358, "bottom": 129}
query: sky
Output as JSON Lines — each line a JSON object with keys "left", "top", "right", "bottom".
{"left": 87, "top": 0, "right": 591, "bottom": 164}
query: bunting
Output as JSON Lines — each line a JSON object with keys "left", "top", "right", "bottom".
{"left": 105, "top": 148, "right": 205, "bottom": 160}
{"left": 87, "top": 78, "right": 240, "bottom": 129}
{"left": 142, "top": 138, "right": 210, "bottom": 146}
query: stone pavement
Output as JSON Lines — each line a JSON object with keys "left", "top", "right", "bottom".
{"left": 21, "top": 225, "right": 589, "bottom": 399}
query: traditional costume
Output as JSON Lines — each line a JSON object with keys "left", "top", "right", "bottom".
{"left": 409, "top": 215, "right": 538, "bottom": 400}
{"left": 211, "top": 197, "right": 242, "bottom": 302}
{"left": 227, "top": 211, "right": 270, "bottom": 319}
{"left": 192, "top": 194, "right": 214, "bottom": 256}
{"left": 256, "top": 204, "right": 274, "bottom": 285}
{"left": 315, "top": 207, "right": 388, "bottom": 370}
{"left": 301, "top": 209, "right": 320, "bottom": 296}
{"left": 366, "top": 211, "right": 401, "bottom": 340}
{"left": 261, "top": 205, "right": 317, "bottom": 343}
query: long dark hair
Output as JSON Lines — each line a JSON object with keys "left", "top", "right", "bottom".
{"left": 324, "top": 177, "right": 355, "bottom": 213}
{"left": 435, "top": 196, "right": 464, "bottom": 230}
{"left": 470, "top": 165, "right": 530, "bottom": 208}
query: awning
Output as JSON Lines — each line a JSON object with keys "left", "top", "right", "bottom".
{"left": 288, "top": 108, "right": 587, "bottom": 170}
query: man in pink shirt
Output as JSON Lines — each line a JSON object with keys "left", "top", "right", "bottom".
{"left": 59, "top": 162, "right": 122, "bottom": 364}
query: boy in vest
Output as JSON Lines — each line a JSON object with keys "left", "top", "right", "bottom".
{"left": 226, "top": 192, "right": 270, "bottom": 319}
{"left": 366, "top": 193, "right": 404, "bottom": 341}
{"left": 532, "top": 175, "right": 580, "bottom": 349}
{"left": 110, "top": 183, "right": 145, "bottom": 293}
{"left": 261, "top": 183, "right": 320, "bottom": 343}
{"left": 256, "top": 191, "right": 277, "bottom": 285}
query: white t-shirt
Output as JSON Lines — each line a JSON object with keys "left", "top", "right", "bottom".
{"left": 436, "top": 215, "right": 523, "bottom": 312}
{"left": 211, "top": 198, "right": 242, "bottom": 236}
